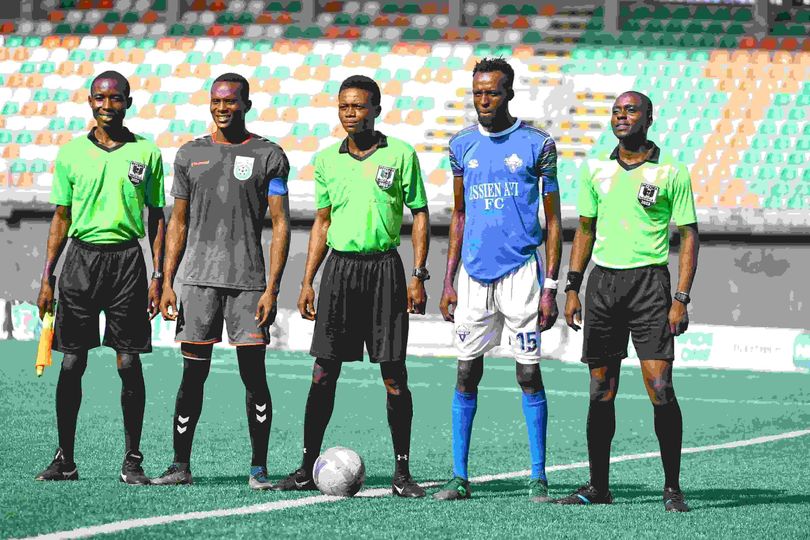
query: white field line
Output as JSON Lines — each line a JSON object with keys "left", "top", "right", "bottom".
{"left": 17, "top": 428, "right": 810, "bottom": 540}
{"left": 212, "top": 368, "right": 810, "bottom": 407}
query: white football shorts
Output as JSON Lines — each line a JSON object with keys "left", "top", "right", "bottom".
{"left": 453, "top": 252, "right": 545, "bottom": 364}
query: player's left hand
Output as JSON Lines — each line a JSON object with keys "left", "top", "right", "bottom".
{"left": 538, "top": 288, "right": 558, "bottom": 332}
{"left": 147, "top": 279, "right": 161, "bottom": 321}
{"left": 668, "top": 300, "right": 689, "bottom": 336}
{"left": 255, "top": 290, "right": 278, "bottom": 327}
{"left": 407, "top": 277, "right": 427, "bottom": 315}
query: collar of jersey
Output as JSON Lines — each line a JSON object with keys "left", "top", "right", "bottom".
{"left": 610, "top": 141, "right": 660, "bottom": 171}
{"left": 339, "top": 131, "right": 388, "bottom": 161}
{"left": 86, "top": 128, "right": 136, "bottom": 153}
{"left": 478, "top": 119, "right": 521, "bottom": 138}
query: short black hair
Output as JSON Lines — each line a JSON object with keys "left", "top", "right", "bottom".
{"left": 212, "top": 72, "right": 250, "bottom": 102}
{"left": 91, "top": 70, "right": 130, "bottom": 97}
{"left": 473, "top": 57, "right": 514, "bottom": 90}
{"left": 338, "top": 75, "right": 381, "bottom": 107}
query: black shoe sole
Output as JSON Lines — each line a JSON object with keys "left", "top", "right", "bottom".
{"left": 120, "top": 473, "right": 151, "bottom": 485}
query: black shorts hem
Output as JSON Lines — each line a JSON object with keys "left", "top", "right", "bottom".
{"left": 581, "top": 353, "right": 627, "bottom": 366}
{"left": 638, "top": 355, "right": 675, "bottom": 362}
{"left": 107, "top": 345, "right": 153, "bottom": 354}
{"left": 309, "top": 349, "right": 363, "bottom": 363}
{"left": 53, "top": 342, "right": 101, "bottom": 354}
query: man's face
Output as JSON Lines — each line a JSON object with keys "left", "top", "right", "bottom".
{"left": 611, "top": 92, "right": 651, "bottom": 140}
{"left": 338, "top": 88, "right": 379, "bottom": 135}
{"left": 210, "top": 82, "right": 250, "bottom": 131}
{"left": 88, "top": 78, "right": 130, "bottom": 129}
{"left": 472, "top": 71, "right": 511, "bottom": 130}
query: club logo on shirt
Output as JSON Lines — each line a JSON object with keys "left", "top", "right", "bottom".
{"left": 456, "top": 324, "right": 470, "bottom": 343}
{"left": 233, "top": 156, "right": 255, "bottom": 181}
{"left": 128, "top": 161, "right": 146, "bottom": 185}
{"left": 637, "top": 182, "right": 660, "bottom": 208}
{"left": 504, "top": 153, "right": 523, "bottom": 173}
{"left": 375, "top": 165, "right": 396, "bottom": 189}
{"left": 468, "top": 159, "right": 479, "bottom": 169}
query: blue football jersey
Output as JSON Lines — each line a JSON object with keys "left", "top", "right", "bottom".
{"left": 449, "top": 120, "right": 558, "bottom": 283}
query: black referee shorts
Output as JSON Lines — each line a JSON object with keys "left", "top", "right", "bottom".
{"left": 582, "top": 264, "right": 674, "bottom": 366}
{"left": 54, "top": 238, "right": 151, "bottom": 354}
{"left": 310, "top": 249, "right": 408, "bottom": 363}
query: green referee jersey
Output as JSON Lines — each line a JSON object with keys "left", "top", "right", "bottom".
{"left": 50, "top": 129, "right": 165, "bottom": 244}
{"left": 314, "top": 132, "right": 428, "bottom": 253}
{"left": 577, "top": 143, "right": 697, "bottom": 269}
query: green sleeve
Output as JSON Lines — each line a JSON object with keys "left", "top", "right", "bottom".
{"left": 146, "top": 148, "right": 166, "bottom": 208}
{"left": 314, "top": 153, "right": 331, "bottom": 209}
{"left": 402, "top": 150, "right": 428, "bottom": 209}
{"left": 49, "top": 146, "right": 73, "bottom": 206}
{"left": 671, "top": 163, "right": 697, "bottom": 226}
{"left": 576, "top": 160, "right": 598, "bottom": 218}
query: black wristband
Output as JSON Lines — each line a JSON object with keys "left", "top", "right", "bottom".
{"left": 564, "top": 271, "right": 583, "bottom": 293}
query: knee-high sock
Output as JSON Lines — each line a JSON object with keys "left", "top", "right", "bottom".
{"left": 451, "top": 390, "right": 477, "bottom": 480}
{"left": 387, "top": 388, "right": 413, "bottom": 476}
{"left": 302, "top": 360, "right": 340, "bottom": 474}
{"left": 56, "top": 353, "right": 88, "bottom": 462}
{"left": 237, "top": 347, "right": 272, "bottom": 469}
{"left": 587, "top": 399, "right": 616, "bottom": 493}
{"left": 654, "top": 400, "right": 683, "bottom": 490}
{"left": 172, "top": 358, "right": 210, "bottom": 465}
{"left": 521, "top": 389, "right": 548, "bottom": 482}
{"left": 117, "top": 356, "right": 145, "bottom": 454}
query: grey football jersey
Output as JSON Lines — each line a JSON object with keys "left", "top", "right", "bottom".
{"left": 172, "top": 134, "right": 289, "bottom": 290}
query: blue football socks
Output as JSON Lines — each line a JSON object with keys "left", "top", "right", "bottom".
{"left": 451, "top": 390, "right": 478, "bottom": 480}
{"left": 522, "top": 389, "right": 548, "bottom": 482}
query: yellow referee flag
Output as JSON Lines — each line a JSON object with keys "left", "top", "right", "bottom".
{"left": 36, "top": 312, "right": 54, "bottom": 377}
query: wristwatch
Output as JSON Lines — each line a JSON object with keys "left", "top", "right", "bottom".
{"left": 151, "top": 271, "right": 163, "bottom": 281}
{"left": 673, "top": 291, "right": 690, "bottom": 305}
{"left": 412, "top": 267, "right": 430, "bottom": 281}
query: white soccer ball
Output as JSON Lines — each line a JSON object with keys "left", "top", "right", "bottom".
{"left": 312, "top": 446, "right": 366, "bottom": 497}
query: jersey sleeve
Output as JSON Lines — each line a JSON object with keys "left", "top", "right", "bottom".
{"left": 671, "top": 163, "right": 697, "bottom": 226}
{"left": 448, "top": 140, "right": 463, "bottom": 177}
{"left": 145, "top": 147, "right": 166, "bottom": 208}
{"left": 402, "top": 149, "right": 428, "bottom": 209}
{"left": 266, "top": 146, "right": 290, "bottom": 197}
{"left": 314, "top": 153, "right": 331, "bottom": 209}
{"left": 536, "top": 136, "right": 559, "bottom": 194}
{"left": 49, "top": 145, "right": 73, "bottom": 206}
{"left": 170, "top": 146, "right": 190, "bottom": 200}
{"left": 576, "top": 160, "right": 598, "bottom": 218}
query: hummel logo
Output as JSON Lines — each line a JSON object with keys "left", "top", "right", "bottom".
{"left": 178, "top": 416, "right": 189, "bottom": 424}
{"left": 176, "top": 426, "right": 187, "bottom": 434}
{"left": 256, "top": 414, "right": 267, "bottom": 423}
{"left": 256, "top": 403, "right": 267, "bottom": 412}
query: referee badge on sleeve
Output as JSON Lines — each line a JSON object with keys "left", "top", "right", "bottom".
{"left": 375, "top": 165, "right": 396, "bottom": 189}
{"left": 128, "top": 161, "right": 146, "bottom": 185}
{"left": 637, "top": 183, "right": 659, "bottom": 208}
{"left": 233, "top": 156, "right": 255, "bottom": 181}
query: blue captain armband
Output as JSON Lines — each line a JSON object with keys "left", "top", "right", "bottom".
{"left": 268, "top": 177, "right": 288, "bottom": 196}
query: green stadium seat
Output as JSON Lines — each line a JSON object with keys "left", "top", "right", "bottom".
{"left": 679, "top": 34, "right": 697, "bottom": 48}
{"left": 267, "top": 1, "right": 284, "bottom": 11}
{"left": 798, "top": 137, "right": 810, "bottom": 152}
{"left": 789, "top": 108, "right": 806, "bottom": 121}
{"left": 402, "top": 28, "right": 421, "bottom": 41}
{"left": 395, "top": 97, "right": 413, "bottom": 109}
{"left": 155, "top": 64, "right": 172, "bottom": 78}
{"left": 20, "top": 63, "right": 36, "bottom": 75}
{"left": 354, "top": 14, "right": 370, "bottom": 25}
{"left": 758, "top": 120, "right": 777, "bottom": 135}
{"left": 585, "top": 18, "right": 603, "bottom": 31}
{"left": 665, "top": 20, "right": 684, "bottom": 33}
{"left": 766, "top": 108, "right": 784, "bottom": 121}
{"left": 446, "top": 57, "right": 464, "bottom": 70}
{"left": 718, "top": 35, "right": 737, "bottom": 48}
{"left": 0, "top": 130, "right": 11, "bottom": 144}
{"left": 119, "top": 38, "right": 137, "bottom": 49}
{"left": 33, "top": 89, "right": 50, "bottom": 103}
{"left": 238, "top": 13, "right": 254, "bottom": 24}
{"left": 74, "top": 23, "right": 91, "bottom": 34}
{"left": 287, "top": 1, "right": 302, "bottom": 12}
{"left": 416, "top": 97, "right": 434, "bottom": 111}
{"left": 171, "top": 93, "right": 189, "bottom": 105}
{"left": 424, "top": 56, "right": 442, "bottom": 69}
{"left": 205, "top": 52, "right": 223, "bottom": 65}
{"left": 292, "top": 95, "right": 310, "bottom": 107}
{"left": 758, "top": 167, "right": 777, "bottom": 181}
{"left": 54, "top": 90, "right": 70, "bottom": 103}
{"left": 122, "top": 12, "right": 139, "bottom": 24}
{"left": 780, "top": 168, "right": 797, "bottom": 182}
{"left": 189, "top": 120, "right": 207, "bottom": 135}
{"left": 150, "top": 92, "right": 170, "bottom": 105}
{"left": 472, "top": 16, "right": 490, "bottom": 28}
{"left": 304, "top": 54, "right": 322, "bottom": 67}
{"left": 29, "top": 159, "right": 47, "bottom": 174}
{"left": 273, "top": 66, "right": 290, "bottom": 79}
{"left": 103, "top": 11, "right": 120, "bottom": 23}
{"left": 624, "top": 20, "right": 641, "bottom": 32}
{"left": 187, "top": 51, "right": 203, "bottom": 65}
{"left": 796, "top": 95, "right": 810, "bottom": 107}
{"left": 381, "top": 3, "right": 399, "bottom": 14}
{"left": 284, "top": 26, "right": 303, "bottom": 39}
{"left": 2, "top": 102, "right": 19, "bottom": 115}
{"left": 686, "top": 22, "right": 704, "bottom": 34}
{"left": 774, "top": 137, "right": 791, "bottom": 151}
{"left": 671, "top": 7, "right": 689, "bottom": 19}
{"left": 68, "top": 117, "right": 85, "bottom": 131}
{"left": 520, "top": 5, "right": 538, "bottom": 16}
{"left": 735, "top": 165, "right": 753, "bottom": 179}
{"left": 766, "top": 153, "right": 784, "bottom": 165}
{"left": 272, "top": 94, "right": 290, "bottom": 107}
{"left": 742, "top": 152, "right": 759, "bottom": 165}
{"left": 10, "top": 161, "right": 27, "bottom": 174}
{"left": 89, "top": 51, "right": 105, "bottom": 63}
{"left": 374, "top": 68, "right": 391, "bottom": 82}
{"left": 24, "top": 36, "right": 42, "bottom": 47}
{"left": 168, "top": 24, "right": 185, "bottom": 36}
{"left": 726, "top": 24, "right": 745, "bottom": 35}
{"left": 188, "top": 24, "right": 205, "bottom": 36}
{"left": 152, "top": 0, "right": 167, "bottom": 9}
{"left": 312, "top": 123, "right": 330, "bottom": 138}
{"left": 423, "top": 29, "right": 441, "bottom": 41}
{"left": 16, "top": 132, "right": 33, "bottom": 144}
{"left": 645, "top": 20, "right": 663, "bottom": 33}
{"left": 135, "top": 64, "right": 152, "bottom": 77}
{"left": 394, "top": 69, "right": 411, "bottom": 82}
{"left": 168, "top": 120, "right": 186, "bottom": 134}
{"left": 631, "top": 6, "right": 651, "bottom": 19}
{"left": 499, "top": 5, "right": 518, "bottom": 15}
{"left": 733, "top": 9, "right": 753, "bottom": 22}
{"left": 333, "top": 13, "right": 351, "bottom": 25}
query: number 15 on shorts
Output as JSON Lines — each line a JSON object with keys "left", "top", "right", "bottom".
{"left": 513, "top": 331, "right": 538, "bottom": 353}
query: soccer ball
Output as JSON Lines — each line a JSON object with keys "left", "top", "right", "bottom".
{"left": 312, "top": 446, "right": 366, "bottom": 497}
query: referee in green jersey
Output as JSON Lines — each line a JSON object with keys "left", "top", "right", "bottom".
{"left": 274, "top": 75, "right": 430, "bottom": 497}
{"left": 35, "top": 71, "right": 166, "bottom": 484}
{"left": 556, "top": 91, "right": 699, "bottom": 512}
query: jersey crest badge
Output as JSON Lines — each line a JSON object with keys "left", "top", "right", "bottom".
{"left": 233, "top": 156, "right": 255, "bottom": 181}
{"left": 468, "top": 159, "right": 479, "bottom": 169}
{"left": 375, "top": 165, "right": 396, "bottom": 189}
{"left": 637, "top": 183, "right": 659, "bottom": 208}
{"left": 456, "top": 324, "right": 470, "bottom": 343}
{"left": 504, "top": 153, "right": 523, "bottom": 173}
{"left": 128, "top": 161, "right": 146, "bottom": 185}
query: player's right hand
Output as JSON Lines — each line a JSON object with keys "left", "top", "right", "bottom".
{"left": 439, "top": 284, "right": 457, "bottom": 322}
{"left": 298, "top": 284, "right": 316, "bottom": 321}
{"left": 160, "top": 286, "right": 178, "bottom": 321}
{"left": 37, "top": 277, "right": 55, "bottom": 320}
{"left": 564, "top": 291, "right": 582, "bottom": 331}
